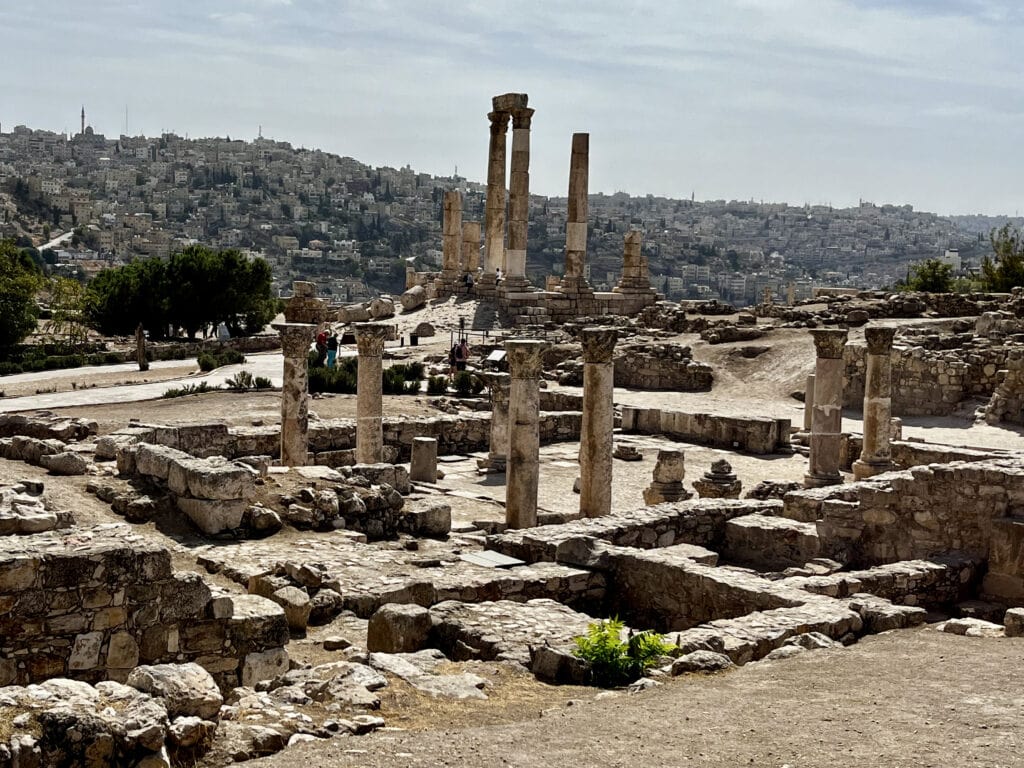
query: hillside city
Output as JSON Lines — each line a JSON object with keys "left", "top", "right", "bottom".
{"left": 1, "top": 118, "right": 1020, "bottom": 306}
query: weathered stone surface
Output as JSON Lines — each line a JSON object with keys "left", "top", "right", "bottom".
{"left": 1005, "top": 607, "right": 1024, "bottom": 637}
{"left": 241, "top": 647, "right": 290, "bottom": 687}
{"left": 367, "top": 603, "right": 432, "bottom": 653}
{"left": 939, "top": 617, "right": 1004, "bottom": 637}
{"left": 39, "top": 451, "right": 89, "bottom": 475}
{"left": 176, "top": 497, "right": 247, "bottom": 535}
{"left": 670, "top": 650, "right": 735, "bottom": 675}
{"left": 271, "top": 586, "right": 312, "bottom": 632}
{"left": 126, "top": 662, "right": 224, "bottom": 720}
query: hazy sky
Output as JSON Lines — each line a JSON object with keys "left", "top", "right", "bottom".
{"left": 2, "top": 0, "right": 1021, "bottom": 215}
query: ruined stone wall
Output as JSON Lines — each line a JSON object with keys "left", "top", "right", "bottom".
{"left": 843, "top": 343, "right": 1009, "bottom": 416}
{"left": 621, "top": 406, "right": 790, "bottom": 455}
{"left": 612, "top": 344, "right": 713, "bottom": 391}
{"left": 0, "top": 526, "right": 287, "bottom": 689}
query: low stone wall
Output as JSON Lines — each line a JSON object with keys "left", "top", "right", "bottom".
{"left": 0, "top": 525, "right": 287, "bottom": 690}
{"left": 487, "top": 498, "right": 782, "bottom": 563}
{"left": 843, "top": 343, "right": 1009, "bottom": 416}
{"left": 721, "top": 514, "right": 820, "bottom": 570}
{"left": 0, "top": 413, "right": 97, "bottom": 441}
{"left": 621, "top": 406, "right": 790, "bottom": 455}
{"left": 612, "top": 344, "right": 713, "bottom": 391}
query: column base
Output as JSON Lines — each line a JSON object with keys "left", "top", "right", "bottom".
{"left": 476, "top": 455, "right": 506, "bottom": 474}
{"left": 803, "top": 471, "right": 843, "bottom": 488}
{"left": 852, "top": 459, "right": 894, "bottom": 480}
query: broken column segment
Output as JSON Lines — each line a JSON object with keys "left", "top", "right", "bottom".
{"left": 477, "top": 372, "right": 511, "bottom": 473}
{"left": 436, "top": 190, "right": 463, "bottom": 296}
{"left": 579, "top": 328, "right": 617, "bottom": 518}
{"left": 502, "top": 98, "right": 534, "bottom": 295}
{"left": 410, "top": 437, "right": 438, "bottom": 483}
{"left": 272, "top": 322, "right": 317, "bottom": 466}
{"left": 853, "top": 326, "right": 897, "bottom": 479}
{"left": 354, "top": 323, "right": 391, "bottom": 465}
{"left": 461, "top": 221, "right": 481, "bottom": 274}
{"left": 693, "top": 459, "right": 742, "bottom": 499}
{"left": 643, "top": 449, "right": 692, "bottom": 505}
{"left": 562, "top": 133, "right": 593, "bottom": 297}
{"left": 805, "top": 328, "right": 848, "bottom": 488}
{"left": 505, "top": 339, "right": 546, "bottom": 529}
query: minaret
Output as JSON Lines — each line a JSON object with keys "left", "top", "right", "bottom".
{"left": 80, "top": 106, "right": 85, "bottom": 135}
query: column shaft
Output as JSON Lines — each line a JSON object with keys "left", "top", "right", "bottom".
{"left": 503, "top": 107, "right": 534, "bottom": 289}
{"left": 803, "top": 374, "right": 816, "bottom": 432}
{"left": 355, "top": 323, "right": 390, "bottom": 464}
{"left": 579, "top": 328, "right": 616, "bottom": 517}
{"left": 505, "top": 340, "right": 546, "bottom": 529}
{"left": 442, "top": 191, "right": 462, "bottom": 272}
{"left": 805, "top": 329, "right": 848, "bottom": 488}
{"left": 273, "top": 322, "right": 317, "bottom": 466}
{"left": 462, "top": 221, "right": 481, "bottom": 273}
{"left": 853, "top": 326, "right": 897, "bottom": 479}
{"left": 483, "top": 111, "right": 510, "bottom": 276}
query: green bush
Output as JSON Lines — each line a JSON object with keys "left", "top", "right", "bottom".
{"left": 197, "top": 348, "right": 246, "bottom": 372}
{"left": 308, "top": 358, "right": 358, "bottom": 394}
{"left": 253, "top": 376, "right": 273, "bottom": 390}
{"left": 427, "top": 375, "right": 448, "bottom": 395}
{"left": 225, "top": 370, "right": 255, "bottom": 391}
{"left": 162, "top": 382, "right": 219, "bottom": 398}
{"left": 572, "top": 617, "right": 674, "bottom": 688}
{"left": 453, "top": 370, "right": 474, "bottom": 396}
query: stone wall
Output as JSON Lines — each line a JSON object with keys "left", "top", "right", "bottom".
{"left": 612, "top": 344, "right": 713, "bottom": 391}
{"left": 0, "top": 525, "right": 287, "bottom": 690}
{"left": 843, "top": 342, "right": 1009, "bottom": 416}
{"left": 621, "top": 406, "right": 790, "bottom": 455}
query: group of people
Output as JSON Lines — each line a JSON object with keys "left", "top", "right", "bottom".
{"left": 314, "top": 328, "right": 340, "bottom": 368}
{"left": 449, "top": 337, "right": 471, "bottom": 376}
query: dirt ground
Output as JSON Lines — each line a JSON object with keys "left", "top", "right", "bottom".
{"left": 253, "top": 627, "right": 1024, "bottom": 768}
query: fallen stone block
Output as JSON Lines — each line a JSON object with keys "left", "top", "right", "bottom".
{"left": 126, "top": 662, "right": 224, "bottom": 720}
{"left": 176, "top": 497, "right": 247, "bottom": 535}
{"left": 1005, "top": 607, "right": 1024, "bottom": 637}
{"left": 367, "top": 603, "right": 432, "bottom": 653}
{"left": 39, "top": 451, "right": 89, "bottom": 475}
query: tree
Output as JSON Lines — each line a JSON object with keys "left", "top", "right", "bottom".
{"left": 0, "top": 240, "right": 43, "bottom": 347}
{"left": 45, "top": 276, "right": 90, "bottom": 346}
{"left": 981, "top": 225, "right": 1024, "bottom": 292}
{"left": 905, "top": 258, "right": 953, "bottom": 293}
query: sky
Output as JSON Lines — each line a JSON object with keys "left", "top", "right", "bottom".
{"left": 1, "top": 0, "right": 1021, "bottom": 216}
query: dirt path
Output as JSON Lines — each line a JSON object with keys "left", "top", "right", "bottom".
{"left": 252, "top": 628, "right": 1024, "bottom": 768}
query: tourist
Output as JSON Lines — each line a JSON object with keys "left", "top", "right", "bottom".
{"left": 495, "top": 267, "right": 502, "bottom": 284}
{"left": 455, "top": 337, "right": 470, "bottom": 372}
{"left": 314, "top": 329, "right": 328, "bottom": 367}
{"left": 464, "top": 272, "right": 474, "bottom": 291}
{"left": 326, "top": 330, "right": 339, "bottom": 368}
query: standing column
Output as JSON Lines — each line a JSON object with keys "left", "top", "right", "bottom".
{"left": 563, "top": 133, "right": 590, "bottom": 293}
{"left": 477, "top": 373, "right": 510, "bottom": 473}
{"left": 354, "top": 322, "right": 391, "bottom": 464}
{"left": 462, "top": 221, "right": 481, "bottom": 273}
{"left": 502, "top": 105, "right": 534, "bottom": 293}
{"left": 482, "top": 110, "right": 510, "bottom": 282}
{"left": 505, "top": 340, "right": 546, "bottom": 529}
{"left": 579, "top": 328, "right": 616, "bottom": 518}
{"left": 803, "top": 374, "right": 815, "bottom": 432}
{"left": 804, "top": 329, "right": 848, "bottom": 488}
{"left": 272, "top": 322, "right": 317, "bottom": 466}
{"left": 853, "top": 326, "right": 897, "bottom": 479}
{"left": 442, "top": 191, "right": 462, "bottom": 273}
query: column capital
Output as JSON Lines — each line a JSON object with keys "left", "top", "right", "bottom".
{"left": 488, "top": 111, "right": 510, "bottom": 136}
{"left": 511, "top": 107, "right": 535, "bottom": 130}
{"left": 505, "top": 340, "right": 547, "bottom": 379}
{"left": 864, "top": 326, "right": 897, "bottom": 355}
{"left": 810, "top": 328, "right": 848, "bottom": 359}
{"left": 354, "top": 322, "right": 390, "bottom": 356}
{"left": 272, "top": 322, "right": 317, "bottom": 358}
{"left": 580, "top": 327, "right": 618, "bottom": 364}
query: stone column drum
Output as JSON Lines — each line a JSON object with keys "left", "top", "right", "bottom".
{"left": 354, "top": 323, "right": 391, "bottom": 464}
{"left": 804, "top": 329, "right": 848, "bottom": 488}
{"left": 462, "top": 221, "right": 481, "bottom": 273}
{"left": 483, "top": 110, "right": 510, "bottom": 278}
{"left": 505, "top": 340, "right": 546, "bottom": 529}
{"left": 852, "top": 326, "right": 897, "bottom": 479}
{"left": 272, "top": 322, "right": 317, "bottom": 466}
{"left": 579, "top": 328, "right": 616, "bottom": 518}
{"left": 563, "top": 133, "right": 589, "bottom": 289}
{"left": 410, "top": 437, "right": 438, "bottom": 483}
{"left": 503, "top": 105, "right": 534, "bottom": 292}
{"left": 477, "top": 372, "right": 511, "bottom": 473}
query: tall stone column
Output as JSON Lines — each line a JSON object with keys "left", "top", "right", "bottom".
{"left": 853, "top": 326, "right": 897, "bottom": 479}
{"left": 482, "top": 110, "right": 510, "bottom": 284}
{"left": 461, "top": 221, "right": 481, "bottom": 273}
{"left": 442, "top": 191, "right": 462, "bottom": 272}
{"left": 502, "top": 105, "right": 534, "bottom": 294}
{"left": 562, "top": 132, "right": 593, "bottom": 295}
{"left": 354, "top": 323, "right": 390, "bottom": 464}
{"left": 272, "top": 322, "right": 317, "bottom": 466}
{"left": 505, "top": 340, "right": 546, "bottom": 529}
{"left": 803, "top": 374, "right": 815, "bottom": 432}
{"left": 805, "top": 329, "right": 848, "bottom": 488}
{"left": 477, "top": 373, "right": 511, "bottom": 473}
{"left": 579, "top": 328, "right": 616, "bottom": 518}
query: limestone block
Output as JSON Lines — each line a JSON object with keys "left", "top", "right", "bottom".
{"left": 400, "top": 502, "right": 452, "bottom": 538}
{"left": 227, "top": 595, "right": 290, "bottom": 652}
{"left": 367, "top": 603, "right": 432, "bottom": 653}
{"left": 1004, "top": 607, "right": 1024, "bottom": 637}
{"left": 271, "top": 586, "right": 312, "bottom": 632}
{"left": 127, "top": 662, "right": 224, "bottom": 720}
{"left": 670, "top": 650, "right": 735, "bottom": 675}
{"left": 136, "top": 444, "right": 190, "bottom": 480}
{"left": 176, "top": 497, "right": 247, "bottom": 535}
{"left": 241, "top": 647, "right": 290, "bottom": 687}
{"left": 185, "top": 461, "right": 255, "bottom": 501}
{"left": 39, "top": 452, "right": 89, "bottom": 475}
{"left": 107, "top": 632, "right": 140, "bottom": 669}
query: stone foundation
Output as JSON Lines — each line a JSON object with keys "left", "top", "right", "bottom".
{"left": 621, "top": 406, "right": 790, "bottom": 455}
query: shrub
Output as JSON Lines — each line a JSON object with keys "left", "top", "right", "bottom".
{"left": 308, "top": 358, "right": 358, "bottom": 394}
{"left": 253, "top": 376, "right": 273, "bottom": 390}
{"left": 453, "top": 370, "right": 474, "bottom": 396}
{"left": 225, "top": 370, "right": 255, "bottom": 391}
{"left": 427, "top": 375, "right": 448, "bottom": 395}
{"left": 403, "top": 379, "right": 421, "bottom": 394}
{"left": 572, "top": 617, "right": 674, "bottom": 687}
{"left": 162, "top": 382, "right": 219, "bottom": 398}
{"left": 198, "top": 348, "right": 246, "bottom": 372}
{"left": 471, "top": 374, "right": 486, "bottom": 395}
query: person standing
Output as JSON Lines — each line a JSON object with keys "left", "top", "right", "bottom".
{"left": 326, "top": 330, "right": 339, "bottom": 368}
{"left": 455, "top": 337, "right": 470, "bottom": 372}
{"left": 314, "top": 329, "right": 328, "bottom": 367}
